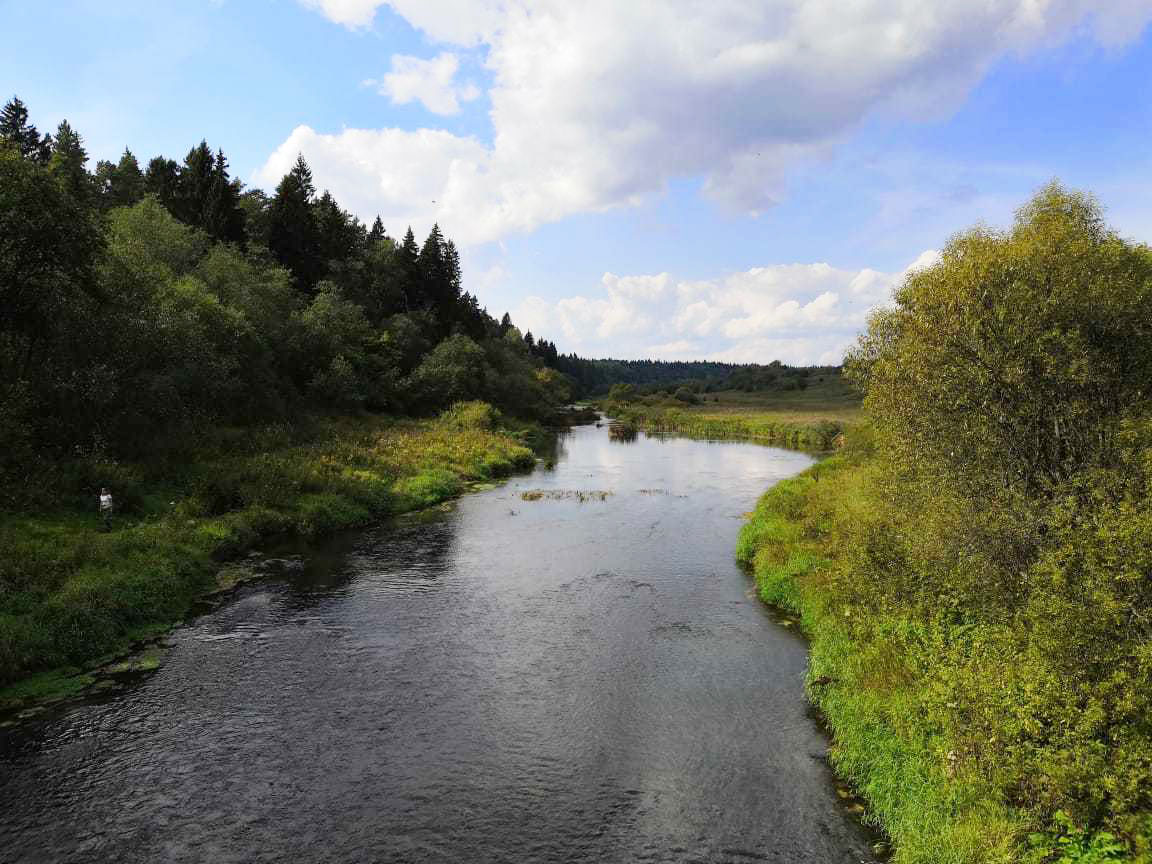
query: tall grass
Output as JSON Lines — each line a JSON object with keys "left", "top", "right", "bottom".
{"left": 608, "top": 403, "right": 847, "bottom": 451}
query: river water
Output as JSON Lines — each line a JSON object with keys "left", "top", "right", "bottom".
{"left": 0, "top": 423, "right": 876, "bottom": 863}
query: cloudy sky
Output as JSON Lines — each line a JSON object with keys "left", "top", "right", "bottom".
{"left": 4, "top": 1, "right": 1152, "bottom": 363}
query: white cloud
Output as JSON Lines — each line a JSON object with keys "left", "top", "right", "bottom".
{"left": 282, "top": 1, "right": 1152, "bottom": 247}
{"left": 255, "top": 124, "right": 495, "bottom": 243}
{"left": 375, "top": 52, "right": 480, "bottom": 115}
{"left": 298, "top": 0, "right": 386, "bottom": 29}
{"left": 512, "top": 252, "right": 938, "bottom": 364}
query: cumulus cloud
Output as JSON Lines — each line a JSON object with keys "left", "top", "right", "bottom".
{"left": 373, "top": 52, "right": 480, "bottom": 115}
{"left": 282, "top": 1, "right": 1152, "bottom": 246}
{"left": 512, "top": 251, "right": 941, "bottom": 365}
{"left": 298, "top": 0, "right": 387, "bottom": 29}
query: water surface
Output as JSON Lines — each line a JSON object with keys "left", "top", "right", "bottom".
{"left": 0, "top": 424, "right": 876, "bottom": 863}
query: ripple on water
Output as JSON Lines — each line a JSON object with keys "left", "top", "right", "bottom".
{"left": 0, "top": 426, "right": 877, "bottom": 864}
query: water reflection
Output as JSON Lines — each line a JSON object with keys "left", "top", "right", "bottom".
{"left": 0, "top": 425, "right": 877, "bottom": 864}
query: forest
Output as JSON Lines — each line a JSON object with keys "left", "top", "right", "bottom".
{"left": 0, "top": 96, "right": 577, "bottom": 508}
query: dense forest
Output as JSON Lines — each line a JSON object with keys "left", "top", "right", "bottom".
{"left": 0, "top": 96, "right": 578, "bottom": 506}
{"left": 551, "top": 356, "right": 835, "bottom": 398}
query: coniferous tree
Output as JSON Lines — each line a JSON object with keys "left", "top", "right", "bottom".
{"left": 175, "top": 141, "right": 215, "bottom": 226}
{"left": 368, "top": 216, "right": 386, "bottom": 244}
{"left": 0, "top": 97, "right": 51, "bottom": 162}
{"left": 144, "top": 156, "right": 180, "bottom": 209}
{"left": 499, "top": 312, "right": 513, "bottom": 335}
{"left": 396, "top": 227, "right": 422, "bottom": 310}
{"left": 96, "top": 149, "right": 145, "bottom": 208}
{"left": 268, "top": 155, "right": 321, "bottom": 288}
{"left": 419, "top": 224, "right": 451, "bottom": 315}
{"left": 314, "top": 191, "right": 359, "bottom": 266}
{"left": 201, "top": 148, "right": 245, "bottom": 244}
{"left": 49, "top": 120, "right": 91, "bottom": 201}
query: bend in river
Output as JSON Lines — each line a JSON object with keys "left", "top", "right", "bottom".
{"left": 0, "top": 424, "right": 877, "bottom": 863}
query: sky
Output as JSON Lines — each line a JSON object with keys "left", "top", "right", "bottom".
{"left": 3, "top": 0, "right": 1151, "bottom": 364}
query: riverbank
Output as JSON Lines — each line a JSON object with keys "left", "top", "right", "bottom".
{"left": 737, "top": 436, "right": 1149, "bottom": 863}
{"left": 0, "top": 402, "right": 537, "bottom": 710}
{"left": 599, "top": 382, "right": 859, "bottom": 451}
{"left": 601, "top": 404, "right": 850, "bottom": 451}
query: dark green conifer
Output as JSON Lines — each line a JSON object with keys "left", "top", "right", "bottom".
{"left": 49, "top": 120, "right": 91, "bottom": 201}
{"left": 144, "top": 156, "right": 180, "bottom": 209}
{"left": 268, "top": 155, "right": 321, "bottom": 288}
{"left": 0, "top": 96, "right": 51, "bottom": 162}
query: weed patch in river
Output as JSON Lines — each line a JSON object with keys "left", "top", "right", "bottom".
{"left": 519, "top": 489, "right": 614, "bottom": 502}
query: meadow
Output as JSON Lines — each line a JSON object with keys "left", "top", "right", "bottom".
{"left": 602, "top": 374, "right": 860, "bottom": 451}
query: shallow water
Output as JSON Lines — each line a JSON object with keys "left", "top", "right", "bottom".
{"left": 0, "top": 424, "right": 876, "bottom": 863}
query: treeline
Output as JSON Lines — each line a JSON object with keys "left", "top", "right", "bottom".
{"left": 538, "top": 354, "right": 836, "bottom": 397}
{"left": 0, "top": 97, "right": 570, "bottom": 502}
{"left": 743, "top": 185, "right": 1152, "bottom": 860}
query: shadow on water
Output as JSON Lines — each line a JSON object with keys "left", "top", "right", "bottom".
{"left": 0, "top": 423, "right": 881, "bottom": 864}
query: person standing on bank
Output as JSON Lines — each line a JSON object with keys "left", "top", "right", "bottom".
{"left": 99, "top": 487, "right": 114, "bottom": 531}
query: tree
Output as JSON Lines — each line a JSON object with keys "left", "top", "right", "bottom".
{"left": 200, "top": 148, "right": 245, "bottom": 244}
{"left": 406, "top": 334, "right": 491, "bottom": 411}
{"left": 174, "top": 141, "right": 215, "bottom": 226}
{"left": 368, "top": 216, "right": 386, "bottom": 244}
{"left": 396, "top": 227, "right": 422, "bottom": 310}
{"left": 144, "top": 156, "right": 180, "bottom": 209}
{"left": 96, "top": 149, "right": 145, "bottom": 208}
{"left": 267, "top": 155, "right": 321, "bottom": 289}
{"left": 314, "top": 191, "right": 360, "bottom": 267}
{"left": 418, "top": 223, "right": 452, "bottom": 317}
{"left": 846, "top": 183, "right": 1152, "bottom": 498}
{"left": 0, "top": 97, "right": 50, "bottom": 162}
{"left": 0, "top": 146, "right": 104, "bottom": 384}
{"left": 49, "top": 120, "right": 91, "bottom": 201}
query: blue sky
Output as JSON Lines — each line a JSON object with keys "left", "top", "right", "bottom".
{"left": 3, "top": 0, "right": 1151, "bottom": 363}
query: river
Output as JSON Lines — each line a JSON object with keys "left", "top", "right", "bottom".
{"left": 0, "top": 423, "right": 877, "bottom": 863}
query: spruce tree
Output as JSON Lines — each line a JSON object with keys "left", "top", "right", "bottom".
{"left": 144, "top": 156, "right": 180, "bottom": 210}
{"left": 201, "top": 148, "right": 245, "bottom": 244}
{"left": 396, "top": 227, "right": 422, "bottom": 310}
{"left": 104, "top": 149, "right": 145, "bottom": 207}
{"left": 368, "top": 216, "right": 386, "bottom": 244}
{"left": 418, "top": 224, "right": 449, "bottom": 313}
{"left": 268, "top": 155, "right": 321, "bottom": 288}
{"left": 176, "top": 141, "right": 215, "bottom": 225}
{"left": 49, "top": 120, "right": 91, "bottom": 201}
{"left": 0, "top": 97, "right": 51, "bottom": 162}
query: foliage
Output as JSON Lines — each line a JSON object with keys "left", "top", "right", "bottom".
{"left": 0, "top": 96, "right": 572, "bottom": 496}
{"left": 735, "top": 186, "right": 1152, "bottom": 862}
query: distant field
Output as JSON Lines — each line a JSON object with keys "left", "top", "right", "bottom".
{"left": 672, "top": 375, "right": 862, "bottom": 423}
{"left": 604, "top": 375, "right": 861, "bottom": 451}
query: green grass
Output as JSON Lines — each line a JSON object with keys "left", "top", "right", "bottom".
{"left": 0, "top": 402, "right": 536, "bottom": 707}
{"left": 600, "top": 377, "right": 861, "bottom": 451}
{"left": 737, "top": 452, "right": 1144, "bottom": 863}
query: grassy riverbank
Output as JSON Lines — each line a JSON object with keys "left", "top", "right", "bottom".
{"left": 738, "top": 436, "right": 1152, "bottom": 862}
{"left": 602, "top": 378, "right": 860, "bottom": 451}
{"left": 0, "top": 402, "right": 536, "bottom": 708}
